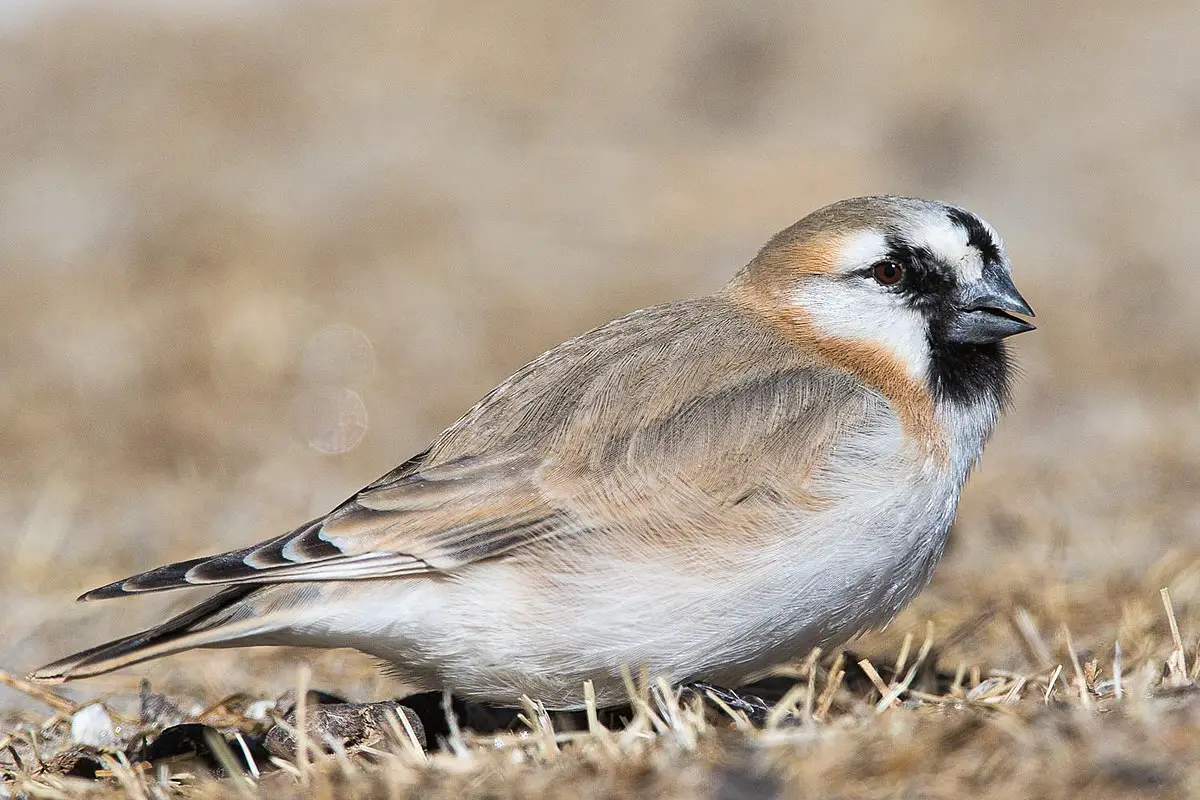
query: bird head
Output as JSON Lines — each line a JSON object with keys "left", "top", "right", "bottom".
{"left": 729, "top": 195, "right": 1034, "bottom": 409}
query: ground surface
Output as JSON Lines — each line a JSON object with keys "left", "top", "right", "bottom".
{"left": 2, "top": 1, "right": 1200, "bottom": 797}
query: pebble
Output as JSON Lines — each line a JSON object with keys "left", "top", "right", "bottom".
{"left": 264, "top": 700, "right": 426, "bottom": 759}
{"left": 70, "top": 704, "right": 119, "bottom": 748}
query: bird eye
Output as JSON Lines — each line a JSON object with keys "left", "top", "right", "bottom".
{"left": 871, "top": 260, "right": 903, "bottom": 286}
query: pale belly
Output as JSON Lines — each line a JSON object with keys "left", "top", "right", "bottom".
{"left": 269, "top": 484, "right": 957, "bottom": 709}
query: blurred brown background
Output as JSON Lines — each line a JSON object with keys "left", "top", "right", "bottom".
{"left": 2, "top": 0, "right": 1199, "bottom": 709}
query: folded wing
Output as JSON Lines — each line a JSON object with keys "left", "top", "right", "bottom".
{"left": 79, "top": 296, "right": 864, "bottom": 602}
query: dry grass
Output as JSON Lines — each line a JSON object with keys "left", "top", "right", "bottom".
{"left": 5, "top": 605, "right": 1200, "bottom": 799}
{"left": 2, "top": 0, "right": 1200, "bottom": 797}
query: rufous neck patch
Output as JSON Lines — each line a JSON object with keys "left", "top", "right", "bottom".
{"left": 728, "top": 283, "right": 949, "bottom": 463}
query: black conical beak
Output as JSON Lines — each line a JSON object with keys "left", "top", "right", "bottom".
{"left": 946, "top": 269, "right": 1036, "bottom": 344}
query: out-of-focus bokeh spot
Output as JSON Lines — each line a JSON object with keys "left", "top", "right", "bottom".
{"left": 302, "top": 324, "right": 377, "bottom": 390}
{"left": 293, "top": 386, "right": 369, "bottom": 455}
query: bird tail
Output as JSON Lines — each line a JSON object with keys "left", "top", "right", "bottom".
{"left": 28, "top": 586, "right": 278, "bottom": 683}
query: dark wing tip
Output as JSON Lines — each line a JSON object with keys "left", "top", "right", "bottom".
{"left": 76, "top": 555, "right": 215, "bottom": 602}
{"left": 77, "top": 581, "right": 131, "bottom": 602}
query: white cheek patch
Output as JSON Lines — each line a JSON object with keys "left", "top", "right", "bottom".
{"left": 791, "top": 280, "right": 931, "bottom": 383}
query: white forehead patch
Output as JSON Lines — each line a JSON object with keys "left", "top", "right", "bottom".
{"left": 907, "top": 215, "right": 984, "bottom": 283}
{"left": 832, "top": 216, "right": 992, "bottom": 284}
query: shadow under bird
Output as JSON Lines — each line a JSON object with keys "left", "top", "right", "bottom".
{"left": 32, "top": 195, "right": 1035, "bottom": 709}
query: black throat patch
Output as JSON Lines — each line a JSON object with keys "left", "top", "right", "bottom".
{"left": 881, "top": 228, "right": 1012, "bottom": 409}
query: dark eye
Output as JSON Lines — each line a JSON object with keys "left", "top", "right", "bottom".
{"left": 871, "top": 260, "right": 903, "bottom": 286}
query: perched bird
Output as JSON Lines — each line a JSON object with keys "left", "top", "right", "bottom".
{"left": 32, "top": 196, "right": 1034, "bottom": 709}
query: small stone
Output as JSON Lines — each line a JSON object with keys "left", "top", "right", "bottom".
{"left": 139, "top": 682, "right": 189, "bottom": 729}
{"left": 70, "top": 704, "right": 119, "bottom": 748}
{"left": 264, "top": 701, "right": 426, "bottom": 759}
{"left": 38, "top": 745, "right": 106, "bottom": 778}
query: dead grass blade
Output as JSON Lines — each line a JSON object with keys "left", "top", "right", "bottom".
{"left": 0, "top": 670, "right": 77, "bottom": 715}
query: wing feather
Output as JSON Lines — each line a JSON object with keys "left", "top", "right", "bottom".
{"left": 80, "top": 297, "right": 868, "bottom": 601}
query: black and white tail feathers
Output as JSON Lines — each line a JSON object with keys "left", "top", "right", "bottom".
{"left": 30, "top": 587, "right": 265, "bottom": 683}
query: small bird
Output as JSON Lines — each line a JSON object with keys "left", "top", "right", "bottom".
{"left": 32, "top": 196, "right": 1034, "bottom": 709}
